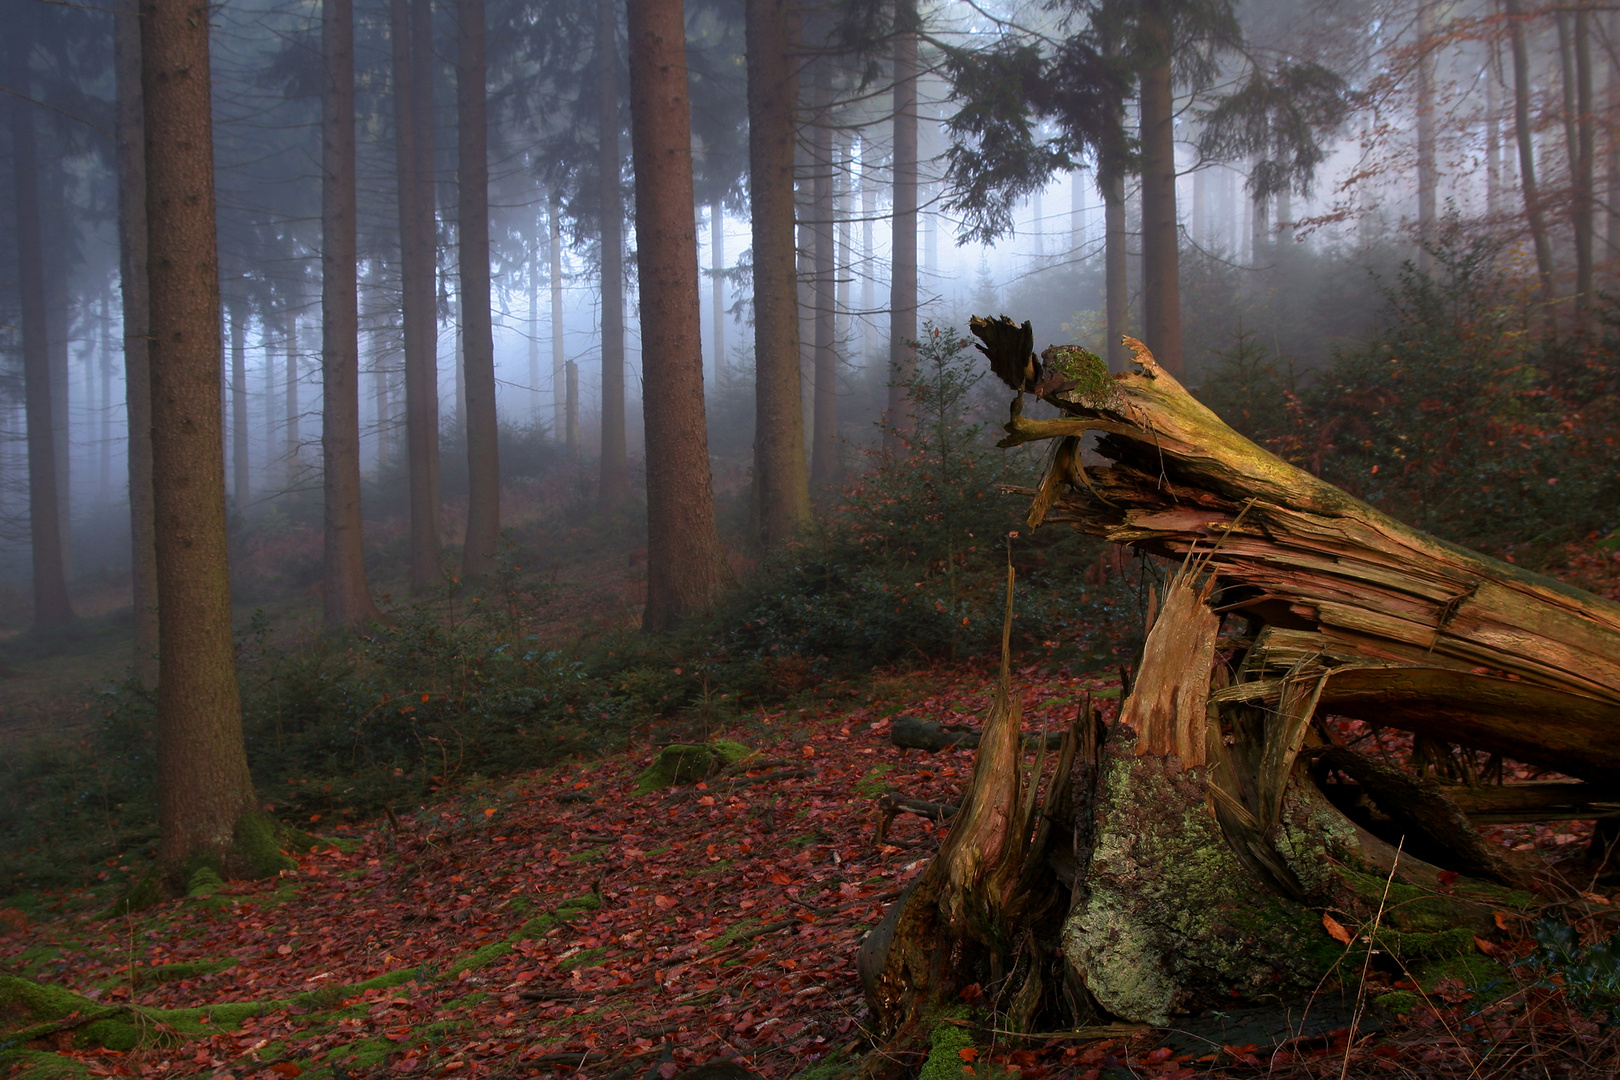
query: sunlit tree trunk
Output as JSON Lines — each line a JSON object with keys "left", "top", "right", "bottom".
{"left": 861, "top": 141, "right": 876, "bottom": 362}
{"left": 458, "top": 0, "right": 500, "bottom": 580}
{"left": 885, "top": 0, "right": 919, "bottom": 441}
{"left": 1137, "top": 2, "right": 1182, "bottom": 375}
{"left": 321, "top": 0, "right": 381, "bottom": 630}
{"left": 627, "top": 0, "right": 733, "bottom": 630}
{"left": 597, "top": 0, "right": 630, "bottom": 506}
{"left": 141, "top": 0, "right": 267, "bottom": 883}
{"left": 1102, "top": 169, "right": 1127, "bottom": 372}
{"left": 746, "top": 0, "right": 809, "bottom": 543}
{"left": 1504, "top": 0, "right": 1558, "bottom": 332}
{"left": 10, "top": 88, "right": 75, "bottom": 632}
{"left": 528, "top": 245, "right": 541, "bottom": 423}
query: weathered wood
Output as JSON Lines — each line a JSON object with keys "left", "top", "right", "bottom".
{"left": 971, "top": 320, "right": 1620, "bottom": 770}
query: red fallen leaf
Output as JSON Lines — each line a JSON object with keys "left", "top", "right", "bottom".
{"left": 959, "top": 983, "right": 984, "bottom": 1003}
{"left": 653, "top": 895, "right": 676, "bottom": 909}
{"left": 1495, "top": 911, "right": 1515, "bottom": 931}
{"left": 769, "top": 873, "right": 793, "bottom": 886}
{"left": 1322, "top": 913, "right": 1353, "bottom": 944}
{"left": 268, "top": 1064, "right": 302, "bottom": 1078}
{"left": 386, "top": 1028, "right": 415, "bottom": 1042}
{"left": 958, "top": 1047, "right": 979, "bottom": 1062}
{"left": 1145, "top": 1047, "right": 1173, "bottom": 1063}
{"left": 276, "top": 944, "right": 294, "bottom": 955}
{"left": 1436, "top": 870, "right": 1460, "bottom": 888}
{"left": 1474, "top": 936, "right": 1497, "bottom": 956}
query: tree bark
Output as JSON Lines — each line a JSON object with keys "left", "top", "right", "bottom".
{"left": 1572, "top": 6, "right": 1595, "bottom": 317}
{"left": 1137, "top": 3, "right": 1182, "bottom": 375}
{"left": 1415, "top": 0, "right": 1437, "bottom": 270}
{"left": 395, "top": 0, "right": 443, "bottom": 593}
{"left": 711, "top": 199, "right": 726, "bottom": 385}
{"left": 458, "top": 0, "right": 501, "bottom": 581}
{"left": 321, "top": 0, "right": 381, "bottom": 630}
{"left": 626, "top": 0, "right": 735, "bottom": 631}
{"left": 1486, "top": 42, "right": 1501, "bottom": 219}
{"left": 1504, "top": 0, "right": 1558, "bottom": 332}
{"left": 141, "top": 0, "right": 266, "bottom": 881}
{"left": 810, "top": 64, "right": 840, "bottom": 487}
{"left": 230, "top": 303, "right": 249, "bottom": 509}
{"left": 885, "top": 3, "right": 919, "bottom": 442}
{"left": 1102, "top": 171, "right": 1127, "bottom": 373}
{"left": 10, "top": 87, "right": 76, "bottom": 632}
{"left": 597, "top": 0, "right": 630, "bottom": 507}
{"left": 745, "top": 0, "right": 809, "bottom": 543}
{"left": 550, "top": 189, "right": 568, "bottom": 445}
{"left": 284, "top": 309, "right": 299, "bottom": 484}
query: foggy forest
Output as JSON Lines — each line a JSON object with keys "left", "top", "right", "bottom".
{"left": 1, "top": 0, "right": 1619, "bottom": 1076}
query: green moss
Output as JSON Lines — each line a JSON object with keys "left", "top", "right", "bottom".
{"left": 558, "top": 947, "right": 607, "bottom": 971}
{"left": 233, "top": 812, "right": 299, "bottom": 879}
{"left": 0, "top": 1051, "right": 88, "bottom": 1077}
{"left": 854, "top": 765, "right": 894, "bottom": 796}
{"left": 443, "top": 941, "right": 511, "bottom": 977}
{"left": 566, "top": 846, "right": 609, "bottom": 863}
{"left": 353, "top": 968, "right": 420, "bottom": 990}
{"left": 104, "top": 872, "right": 164, "bottom": 916}
{"left": 186, "top": 866, "right": 225, "bottom": 899}
{"left": 634, "top": 741, "right": 754, "bottom": 793}
{"left": 512, "top": 915, "right": 556, "bottom": 940}
{"left": 919, "top": 1009, "right": 975, "bottom": 1080}
{"left": 1416, "top": 953, "right": 1503, "bottom": 992}
{"left": 1374, "top": 990, "right": 1420, "bottom": 1015}
{"left": 1042, "top": 345, "right": 1117, "bottom": 406}
{"left": 709, "top": 919, "right": 759, "bottom": 949}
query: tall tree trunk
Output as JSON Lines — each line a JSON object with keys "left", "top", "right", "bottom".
{"left": 1486, "top": 43, "right": 1502, "bottom": 218}
{"left": 861, "top": 141, "right": 876, "bottom": 361}
{"left": 1031, "top": 186, "right": 1043, "bottom": 260}
{"left": 626, "top": 0, "right": 734, "bottom": 631}
{"left": 285, "top": 310, "right": 299, "bottom": 483}
{"left": 322, "top": 0, "right": 381, "bottom": 630}
{"left": 1102, "top": 170, "right": 1127, "bottom": 372}
{"left": 1504, "top": 0, "right": 1558, "bottom": 332}
{"left": 141, "top": 0, "right": 269, "bottom": 883}
{"left": 1608, "top": 11, "right": 1620, "bottom": 266}
{"left": 885, "top": 1, "right": 919, "bottom": 442}
{"left": 550, "top": 189, "right": 568, "bottom": 446}
{"left": 810, "top": 64, "right": 839, "bottom": 487}
{"left": 1137, "top": 3, "right": 1183, "bottom": 375}
{"left": 396, "top": 0, "right": 443, "bottom": 593}
{"left": 745, "top": 0, "right": 809, "bottom": 543}
{"left": 1572, "top": 7, "right": 1595, "bottom": 318}
{"left": 230, "top": 302, "right": 249, "bottom": 507}
{"left": 458, "top": 0, "right": 500, "bottom": 580}
{"left": 99, "top": 293, "right": 114, "bottom": 500}
{"left": 1070, "top": 168, "right": 1086, "bottom": 250}
{"left": 711, "top": 198, "right": 725, "bottom": 385}
{"left": 1415, "top": 0, "right": 1437, "bottom": 269}
{"left": 597, "top": 0, "right": 630, "bottom": 506}
{"left": 528, "top": 242, "right": 541, "bottom": 422}
{"left": 10, "top": 91, "right": 76, "bottom": 631}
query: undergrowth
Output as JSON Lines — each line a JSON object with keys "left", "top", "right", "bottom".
{"left": 0, "top": 327, "right": 1131, "bottom": 896}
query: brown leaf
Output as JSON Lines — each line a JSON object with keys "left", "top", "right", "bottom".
{"left": 269, "top": 1064, "right": 302, "bottom": 1078}
{"left": 1322, "top": 913, "right": 1353, "bottom": 944}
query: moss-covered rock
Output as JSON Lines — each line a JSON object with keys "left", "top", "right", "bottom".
{"left": 1063, "top": 744, "right": 1347, "bottom": 1025}
{"left": 634, "top": 741, "right": 754, "bottom": 793}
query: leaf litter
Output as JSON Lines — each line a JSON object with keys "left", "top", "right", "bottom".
{"left": 3, "top": 660, "right": 1617, "bottom": 1079}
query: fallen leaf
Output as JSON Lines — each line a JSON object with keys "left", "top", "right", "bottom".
{"left": 1322, "top": 914, "right": 1353, "bottom": 944}
{"left": 958, "top": 1047, "right": 979, "bottom": 1062}
{"left": 268, "top": 1064, "right": 302, "bottom": 1078}
{"left": 653, "top": 895, "right": 676, "bottom": 909}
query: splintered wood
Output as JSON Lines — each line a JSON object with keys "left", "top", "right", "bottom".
{"left": 969, "top": 318, "right": 1620, "bottom": 785}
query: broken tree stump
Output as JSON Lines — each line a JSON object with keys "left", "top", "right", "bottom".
{"left": 851, "top": 320, "right": 1620, "bottom": 1066}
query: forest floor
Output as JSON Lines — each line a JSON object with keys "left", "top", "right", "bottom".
{"left": 1, "top": 531, "right": 1618, "bottom": 1079}
{"left": 2, "top": 654, "right": 1618, "bottom": 1080}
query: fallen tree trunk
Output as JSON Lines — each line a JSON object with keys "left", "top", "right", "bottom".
{"left": 853, "top": 321, "right": 1620, "bottom": 1071}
